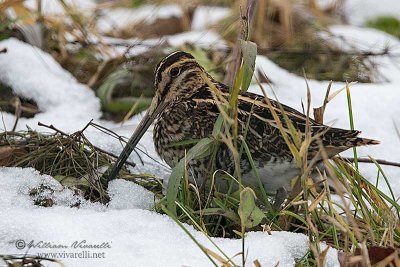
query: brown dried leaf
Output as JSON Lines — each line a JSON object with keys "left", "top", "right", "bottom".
{"left": 313, "top": 106, "right": 325, "bottom": 124}
{"left": 0, "top": 146, "right": 27, "bottom": 166}
{"left": 338, "top": 247, "right": 400, "bottom": 267}
{"left": 253, "top": 259, "right": 262, "bottom": 267}
{"left": 313, "top": 81, "right": 332, "bottom": 124}
{"left": 200, "top": 245, "right": 232, "bottom": 266}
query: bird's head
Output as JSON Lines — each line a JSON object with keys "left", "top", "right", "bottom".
{"left": 152, "top": 51, "right": 205, "bottom": 108}
{"left": 107, "top": 51, "right": 206, "bottom": 179}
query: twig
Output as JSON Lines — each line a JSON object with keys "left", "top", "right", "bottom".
{"left": 90, "top": 121, "right": 124, "bottom": 140}
{"left": 0, "top": 108, "right": 8, "bottom": 138}
{"left": 11, "top": 97, "right": 21, "bottom": 132}
{"left": 343, "top": 157, "right": 400, "bottom": 168}
{"left": 38, "top": 122, "right": 69, "bottom": 135}
{"left": 77, "top": 119, "right": 93, "bottom": 134}
{"left": 38, "top": 122, "right": 136, "bottom": 168}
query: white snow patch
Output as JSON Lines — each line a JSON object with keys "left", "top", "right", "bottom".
{"left": 192, "top": 6, "right": 231, "bottom": 31}
{"left": 317, "top": 0, "right": 400, "bottom": 25}
{"left": 108, "top": 179, "right": 155, "bottom": 210}
{"left": 0, "top": 167, "right": 339, "bottom": 266}
{"left": 0, "top": 167, "right": 102, "bottom": 211}
{"left": 97, "top": 5, "right": 182, "bottom": 34}
{"left": 322, "top": 25, "right": 400, "bottom": 83}
{"left": 167, "top": 30, "right": 227, "bottom": 49}
{"left": 24, "top": 0, "right": 96, "bottom": 15}
{"left": 343, "top": 0, "right": 400, "bottom": 26}
{"left": 322, "top": 25, "right": 400, "bottom": 54}
{"left": 0, "top": 38, "right": 101, "bottom": 132}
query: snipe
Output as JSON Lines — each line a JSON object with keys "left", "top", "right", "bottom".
{"left": 108, "top": 51, "right": 379, "bottom": 193}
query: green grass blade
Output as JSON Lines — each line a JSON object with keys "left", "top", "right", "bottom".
{"left": 345, "top": 82, "right": 358, "bottom": 170}
{"left": 166, "top": 138, "right": 215, "bottom": 215}
{"left": 239, "top": 40, "right": 257, "bottom": 92}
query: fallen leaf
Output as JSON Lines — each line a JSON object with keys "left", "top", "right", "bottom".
{"left": 0, "top": 146, "right": 26, "bottom": 166}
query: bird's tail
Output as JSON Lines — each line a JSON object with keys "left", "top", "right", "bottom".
{"left": 351, "top": 135, "right": 380, "bottom": 146}
{"left": 340, "top": 130, "right": 380, "bottom": 147}
{"left": 322, "top": 128, "right": 380, "bottom": 147}
{"left": 319, "top": 129, "right": 379, "bottom": 158}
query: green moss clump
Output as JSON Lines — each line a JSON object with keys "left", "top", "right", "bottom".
{"left": 366, "top": 16, "right": 400, "bottom": 38}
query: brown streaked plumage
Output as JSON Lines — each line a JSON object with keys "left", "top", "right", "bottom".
{"left": 108, "top": 51, "right": 379, "bottom": 193}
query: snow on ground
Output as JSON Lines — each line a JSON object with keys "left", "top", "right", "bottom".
{"left": 343, "top": 0, "right": 400, "bottom": 26}
{"left": 0, "top": 38, "right": 101, "bottom": 133}
{"left": 322, "top": 25, "right": 400, "bottom": 83}
{"left": 0, "top": 168, "right": 338, "bottom": 267}
{"left": 96, "top": 5, "right": 183, "bottom": 34}
{"left": 167, "top": 30, "right": 227, "bottom": 49}
{"left": 24, "top": 0, "right": 96, "bottom": 15}
{"left": 191, "top": 6, "right": 231, "bottom": 31}
{"left": 1, "top": 5, "right": 400, "bottom": 266}
{"left": 317, "top": 0, "right": 400, "bottom": 26}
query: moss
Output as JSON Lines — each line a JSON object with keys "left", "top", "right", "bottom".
{"left": 130, "top": 0, "right": 148, "bottom": 7}
{"left": 366, "top": 16, "right": 400, "bottom": 38}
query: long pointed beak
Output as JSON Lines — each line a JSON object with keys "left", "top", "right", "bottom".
{"left": 107, "top": 99, "right": 166, "bottom": 181}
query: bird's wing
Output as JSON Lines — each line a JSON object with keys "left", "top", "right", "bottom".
{"left": 190, "top": 87, "right": 376, "bottom": 160}
{"left": 238, "top": 91, "right": 378, "bottom": 159}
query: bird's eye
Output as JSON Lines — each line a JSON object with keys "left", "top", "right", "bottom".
{"left": 170, "top": 67, "right": 180, "bottom": 77}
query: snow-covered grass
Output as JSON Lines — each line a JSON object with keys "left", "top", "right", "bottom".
{"left": 1, "top": 2, "right": 400, "bottom": 266}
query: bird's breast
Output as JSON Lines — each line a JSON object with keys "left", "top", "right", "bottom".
{"left": 153, "top": 101, "right": 216, "bottom": 167}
